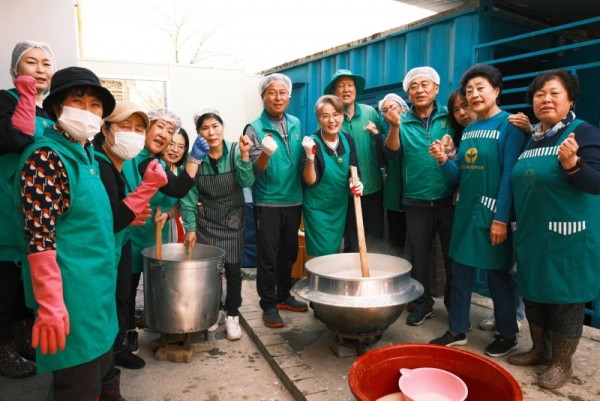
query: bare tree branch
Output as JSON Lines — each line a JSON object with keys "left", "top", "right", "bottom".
{"left": 150, "top": 0, "right": 227, "bottom": 65}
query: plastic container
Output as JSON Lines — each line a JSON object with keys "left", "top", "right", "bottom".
{"left": 398, "top": 368, "right": 467, "bottom": 401}
{"left": 348, "top": 344, "right": 522, "bottom": 401}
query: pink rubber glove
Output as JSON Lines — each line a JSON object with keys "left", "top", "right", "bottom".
{"left": 11, "top": 76, "right": 37, "bottom": 136}
{"left": 28, "top": 250, "right": 70, "bottom": 355}
{"left": 123, "top": 159, "right": 168, "bottom": 214}
{"left": 130, "top": 205, "right": 152, "bottom": 226}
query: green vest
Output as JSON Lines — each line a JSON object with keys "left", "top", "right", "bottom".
{"left": 512, "top": 120, "right": 600, "bottom": 303}
{"left": 249, "top": 111, "right": 303, "bottom": 205}
{"left": 400, "top": 105, "right": 455, "bottom": 201}
{"left": 303, "top": 133, "right": 351, "bottom": 256}
{"left": 450, "top": 113, "right": 513, "bottom": 270}
{"left": 0, "top": 89, "right": 53, "bottom": 263}
{"left": 16, "top": 129, "right": 117, "bottom": 372}
{"left": 341, "top": 103, "right": 385, "bottom": 195}
{"left": 122, "top": 149, "right": 177, "bottom": 273}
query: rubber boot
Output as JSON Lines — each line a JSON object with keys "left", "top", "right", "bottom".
{"left": 0, "top": 341, "right": 36, "bottom": 378}
{"left": 508, "top": 324, "right": 550, "bottom": 366}
{"left": 100, "top": 368, "right": 126, "bottom": 401}
{"left": 15, "top": 317, "right": 36, "bottom": 361}
{"left": 538, "top": 336, "right": 580, "bottom": 389}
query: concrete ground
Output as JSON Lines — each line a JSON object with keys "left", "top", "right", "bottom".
{"left": 2, "top": 270, "right": 600, "bottom": 401}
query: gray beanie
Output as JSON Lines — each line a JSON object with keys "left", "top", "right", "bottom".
{"left": 10, "top": 40, "right": 56, "bottom": 78}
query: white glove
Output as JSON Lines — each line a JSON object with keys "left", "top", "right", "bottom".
{"left": 261, "top": 135, "right": 278, "bottom": 156}
{"left": 441, "top": 134, "right": 456, "bottom": 158}
{"left": 350, "top": 180, "right": 364, "bottom": 196}
{"left": 302, "top": 136, "right": 316, "bottom": 160}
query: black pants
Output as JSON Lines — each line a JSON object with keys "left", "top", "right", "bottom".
{"left": 386, "top": 209, "right": 407, "bottom": 256}
{"left": 254, "top": 205, "right": 301, "bottom": 311}
{"left": 0, "top": 260, "right": 33, "bottom": 344}
{"left": 224, "top": 262, "right": 242, "bottom": 316}
{"left": 404, "top": 204, "right": 454, "bottom": 309}
{"left": 53, "top": 349, "right": 112, "bottom": 401}
{"left": 128, "top": 272, "right": 142, "bottom": 330}
{"left": 114, "top": 242, "right": 132, "bottom": 346}
{"left": 343, "top": 190, "right": 385, "bottom": 253}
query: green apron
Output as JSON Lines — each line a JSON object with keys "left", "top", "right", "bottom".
{"left": 122, "top": 149, "right": 177, "bottom": 273}
{"left": 94, "top": 150, "right": 133, "bottom": 264}
{"left": 303, "top": 133, "right": 350, "bottom": 256}
{"left": 0, "top": 89, "right": 53, "bottom": 264}
{"left": 511, "top": 120, "right": 600, "bottom": 303}
{"left": 16, "top": 129, "right": 117, "bottom": 372}
{"left": 450, "top": 114, "right": 513, "bottom": 270}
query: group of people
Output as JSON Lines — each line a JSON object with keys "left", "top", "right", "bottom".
{"left": 1, "top": 37, "right": 599, "bottom": 401}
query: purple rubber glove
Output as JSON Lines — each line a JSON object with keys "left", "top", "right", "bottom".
{"left": 189, "top": 136, "right": 210, "bottom": 164}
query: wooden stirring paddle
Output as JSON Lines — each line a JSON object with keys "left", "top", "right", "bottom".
{"left": 350, "top": 166, "right": 369, "bottom": 277}
{"left": 155, "top": 206, "right": 163, "bottom": 259}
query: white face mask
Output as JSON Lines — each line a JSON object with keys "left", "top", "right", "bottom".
{"left": 110, "top": 130, "right": 146, "bottom": 160}
{"left": 58, "top": 105, "right": 102, "bottom": 141}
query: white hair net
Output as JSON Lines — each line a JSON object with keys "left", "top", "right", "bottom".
{"left": 402, "top": 67, "right": 440, "bottom": 93}
{"left": 258, "top": 73, "right": 292, "bottom": 97}
{"left": 11, "top": 40, "right": 56, "bottom": 78}
{"left": 378, "top": 94, "right": 409, "bottom": 113}
{"left": 193, "top": 107, "right": 222, "bottom": 128}
{"left": 147, "top": 108, "right": 182, "bottom": 130}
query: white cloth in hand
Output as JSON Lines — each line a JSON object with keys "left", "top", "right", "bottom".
{"left": 302, "top": 136, "right": 316, "bottom": 160}
{"left": 261, "top": 135, "right": 278, "bottom": 156}
{"left": 350, "top": 180, "right": 364, "bottom": 196}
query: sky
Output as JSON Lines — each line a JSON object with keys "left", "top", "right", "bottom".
{"left": 78, "top": 0, "right": 434, "bottom": 73}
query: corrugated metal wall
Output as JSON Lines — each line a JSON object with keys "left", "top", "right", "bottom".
{"left": 275, "top": 9, "right": 479, "bottom": 134}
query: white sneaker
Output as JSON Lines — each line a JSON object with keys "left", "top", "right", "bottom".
{"left": 481, "top": 315, "right": 523, "bottom": 333}
{"left": 208, "top": 310, "right": 225, "bottom": 333}
{"left": 225, "top": 316, "right": 242, "bottom": 341}
{"left": 479, "top": 315, "right": 496, "bottom": 331}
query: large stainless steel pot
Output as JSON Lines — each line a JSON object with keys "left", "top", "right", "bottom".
{"left": 142, "top": 243, "right": 225, "bottom": 334}
{"left": 294, "top": 253, "right": 423, "bottom": 335}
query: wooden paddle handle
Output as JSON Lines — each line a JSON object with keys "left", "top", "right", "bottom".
{"left": 155, "top": 206, "right": 163, "bottom": 260}
{"left": 350, "top": 166, "right": 369, "bottom": 277}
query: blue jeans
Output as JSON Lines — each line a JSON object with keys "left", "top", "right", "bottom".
{"left": 449, "top": 261, "right": 518, "bottom": 337}
{"left": 241, "top": 203, "right": 257, "bottom": 268}
{"left": 510, "top": 263, "right": 526, "bottom": 320}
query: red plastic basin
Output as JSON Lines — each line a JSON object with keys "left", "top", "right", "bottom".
{"left": 348, "top": 343, "right": 522, "bottom": 401}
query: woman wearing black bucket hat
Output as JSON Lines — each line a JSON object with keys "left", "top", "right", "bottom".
{"left": 14, "top": 66, "right": 119, "bottom": 401}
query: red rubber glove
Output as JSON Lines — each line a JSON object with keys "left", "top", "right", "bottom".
{"left": 11, "top": 76, "right": 37, "bottom": 136}
{"left": 130, "top": 205, "right": 152, "bottom": 226}
{"left": 123, "top": 159, "right": 168, "bottom": 214}
{"left": 28, "top": 250, "right": 70, "bottom": 355}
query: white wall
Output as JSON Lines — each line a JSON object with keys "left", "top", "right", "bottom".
{"left": 1, "top": 1, "right": 263, "bottom": 143}
{"left": 0, "top": 0, "right": 78, "bottom": 89}
{"left": 79, "top": 59, "right": 264, "bottom": 142}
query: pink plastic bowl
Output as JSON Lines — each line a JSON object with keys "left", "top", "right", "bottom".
{"left": 399, "top": 367, "right": 468, "bottom": 401}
